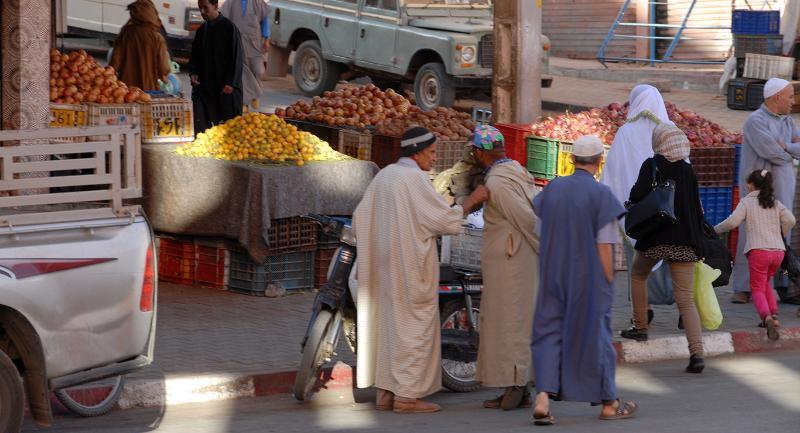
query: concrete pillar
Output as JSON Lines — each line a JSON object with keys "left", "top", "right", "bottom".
{"left": 1, "top": 0, "right": 51, "bottom": 130}
{"left": 492, "top": 0, "right": 542, "bottom": 124}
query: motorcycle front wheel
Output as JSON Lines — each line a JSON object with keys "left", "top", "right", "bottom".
{"left": 293, "top": 309, "right": 336, "bottom": 401}
{"left": 440, "top": 299, "right": 481, "bottom": 393}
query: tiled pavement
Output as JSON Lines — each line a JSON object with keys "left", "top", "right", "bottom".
{"left": 131, "top": 277, "right": 799, "bottom": 382}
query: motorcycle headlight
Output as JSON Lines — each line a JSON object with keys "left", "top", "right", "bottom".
{"left": 461, "top": 45, "right": 476, "bottom": 64}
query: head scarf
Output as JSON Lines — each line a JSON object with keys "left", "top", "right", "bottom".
{"left": 652, "top": 123, "right": 690, "bottom": 162}
{"left": 471, "top": 125, "right": 504, "bottom": 150}
{"left": 601, "top": 84, "right": 672, "bottom": 206}
{"left": 400, "top": 126, "right": 436, "bottom": 157}
{"left": 125, "top": 0, "right": 162, "bottom": 32}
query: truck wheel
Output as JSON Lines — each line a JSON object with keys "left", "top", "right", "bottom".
{"left": 414, "top": 63, "right": 456, "bottom": 111}
{"left": 0, "top": 350, "right": 24, "bottom": 433}
{"left": 293, "top": 40, "right": 341, "bottom": 97}
{"left": 55, "top": 375, "right": 124, "bottom": 417}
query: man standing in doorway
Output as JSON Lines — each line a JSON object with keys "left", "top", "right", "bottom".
{"left": 470, "top": 125, "right": 540, "bottom": 411}
{"left": 220, "top": 0, "right": 270, "bottom": 111}
{"left": 354, "top": 127, "right": 489, "bottom": 413}
{"left": 189, "top": 0, "right": 245, "bottom": 134}
{"left": 530, "top": 135, "right": 637, "bottom": 425}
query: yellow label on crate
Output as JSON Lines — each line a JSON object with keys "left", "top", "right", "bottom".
{"left": 50, "top": 109, "right": 86, "bottom": 128}
{"left": 156, "top": 116, "right": 184, "bottom": 137}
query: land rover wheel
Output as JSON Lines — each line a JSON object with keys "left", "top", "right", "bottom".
{"left": 0, "top": 350, "right": 23, "bottom": 433}
{"left": 414, "top": 63, "right": 456, "bottom": 111}
{"left": 293, "top": 40, "right": 341, "bottom": 97}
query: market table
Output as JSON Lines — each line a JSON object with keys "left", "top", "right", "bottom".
{"left": 142, "top": 145, "right": 379, "bottom": 262}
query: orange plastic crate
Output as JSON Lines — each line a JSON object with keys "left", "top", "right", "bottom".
{"left": 158, "top": 237, "right": 196, "bottom": 285}
{"left": 194, "top": 242, "right": 229, "bottom": 288}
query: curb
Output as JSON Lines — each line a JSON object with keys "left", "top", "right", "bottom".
{"left": 67, "top": 327, "right": 799, "bottom": 412}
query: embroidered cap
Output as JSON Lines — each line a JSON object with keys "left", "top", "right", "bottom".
{"left": 400, "top": 126, "right": 437, "bottom": 157}
{"left": 471, "top": 125, "right": 505, "bottom": 150}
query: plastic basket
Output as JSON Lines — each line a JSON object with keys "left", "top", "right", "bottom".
{"left": 267, "top": 217, "right": 318, "bottom": 254}
{"left": 448, "top": 227, "right": 483, "bottom": 271}
{"left": 534, "top": 178, "right": 550, "bottom": 188}
{"left": 432, "top": 141, "right": 469, "bottom": 174}
{"left": 732, "top": 10, "right": 780, "bottom": 35}
{"left": 371, "top": 134, "right": 402, "bottom": 168}
{"left": 743, "top": 54, "right": 794, "bottom": 81}
{"left": 727, "top": 78, "right": 763, "bottom": 110}
{"left": 746, "top": 81, "right": 766, "bottom": 110}
{"left": 734, "top": 34, "right": 783, "bottom": 58}
{"left": 557, "top": 142, "right": 609, "bottom": 178}
{"left": 526, "top": 136, "right": 559, "bottom": 180}
{"left": 494, "top": 123, "right": 532, "bottom": 167}
{"left": 691, "top": 146, "right": 736, "bottom": 186}
{"left": 228, "top": 250, "right": 315, "bottom": 295}
{"left": 87, "top": 103, "right": 141, "bottom": 141}
{"left": 338, "top": 129, "right": 372, "bottom": 161}
{"left": 194, "top": 240, "right": 230, "bottom": 288}
{"left": 139, "top": 98, "right": 194, "bottom": 144}
{"left": 49, "top": 103, "right": 88, "bottom": 128}
{"left": 157, "top": 237, "right": 196, "bottom": 285}
{"left": 314, "top": 247, "right": 337, "bottom": 289}
{"left": 699, "top": 186, "right": 733, "bottom": 226}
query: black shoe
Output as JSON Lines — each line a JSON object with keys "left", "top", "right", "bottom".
{"left": 648, "top": 308, "right": 654, "bottom": 325}
{"left": 686, "top": 355, "right": 705, "bottom": 374}
{"left": 678, "top": 315, "right": 684, "bottom": 330}
{"left": 620, "top": 327, "right": 648, "bottom": 342}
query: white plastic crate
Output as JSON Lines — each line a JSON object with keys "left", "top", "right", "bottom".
{"left": 743, "top": 53, "right": 794, "bottom": 81}
{"left": 432, "top": 140, "right": 468, "bottom": 174}
{"left": 446, "top": 227, "right": 483, "bottom": 271}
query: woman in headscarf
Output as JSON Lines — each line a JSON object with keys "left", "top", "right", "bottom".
{"left": 110, "top": 0, "right": 171, "bottom": 91}
{"left": 623, "top": 124, "right": 706, "bottom": 374}
{"left": 601, "top": 85, "right": 675, "bottom": 320}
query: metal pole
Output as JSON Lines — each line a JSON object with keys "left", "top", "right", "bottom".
{"left": 650, "top": 0, "right": 656, "bottom": 66}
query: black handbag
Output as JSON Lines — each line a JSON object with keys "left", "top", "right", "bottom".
{"left": 625, "top": 159, "right": 678, "bottom": 240}
{"left": 780, "top": 239, "right": 800, "bottom": 283}
{"left": 699, "top": 220, "right": 732, "bottom": 287}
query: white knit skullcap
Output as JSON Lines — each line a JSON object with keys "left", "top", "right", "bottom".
{"left": 764, "top": 78, "right": 791, "bottom": 99}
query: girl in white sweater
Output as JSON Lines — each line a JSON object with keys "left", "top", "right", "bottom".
{"left": 715, "top": 170, "right": 796, "bottom": 340}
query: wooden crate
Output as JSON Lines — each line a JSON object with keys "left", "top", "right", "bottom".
{"left": 139, "top": 98, "right": 193, "bottom": 144}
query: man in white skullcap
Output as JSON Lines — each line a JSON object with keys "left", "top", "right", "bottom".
{"left": 353, "top": 126, "right": 489, "bottom": 413}
{"left": 731, "top": 78, "right": 800, "bottom": 303}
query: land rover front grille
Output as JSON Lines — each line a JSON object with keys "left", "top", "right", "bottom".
{"left": 479, "top": 34, "right": 494, "bottom": 69}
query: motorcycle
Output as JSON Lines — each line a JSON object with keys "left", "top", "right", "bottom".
{"left": 293, "top": 214, "right": 482, "bottom": 401}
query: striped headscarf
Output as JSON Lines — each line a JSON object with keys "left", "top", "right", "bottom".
{"left": 652, "top": 123, "right": 690, "bottom": 163}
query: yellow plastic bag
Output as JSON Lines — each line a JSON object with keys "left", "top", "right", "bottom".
{"left": 693, "top": 261, "right": 723, "bottom": 330}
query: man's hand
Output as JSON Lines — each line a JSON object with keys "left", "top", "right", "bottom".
{"left": 262, "top": 38, "right": 271, "bottom": 54}
{"left": 190, "top": 74, "right": 200, "bottom": 86}
{"left": 778, "top": 139, "right": 788, "bottom": 150}
{"left": 222, "top": 85, "right": 234, "bottom": 95}
{"left": 462, "top": 185, "right": 490, "bottom": 216}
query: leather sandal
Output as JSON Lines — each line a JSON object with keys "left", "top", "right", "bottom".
{"left": 393, "top": 398, "right": 441, "bottom": 414}
{"left": 765, "top": 315, "right": 780, "bottom": 341}
{"left": 375, "top": 389, "right": 394, "bottom": 411}
{"left": 598, "top": 399, "right": 638, "bottom": 420}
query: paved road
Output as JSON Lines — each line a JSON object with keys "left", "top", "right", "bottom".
{"left": 24, "top": 351, "right": 800, "bottom": 433}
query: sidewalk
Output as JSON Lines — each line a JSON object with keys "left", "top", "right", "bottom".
{"left": 96, "top": 275, "right": 800, "bottom": 411}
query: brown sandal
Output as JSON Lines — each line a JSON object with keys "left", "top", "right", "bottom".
{"left": 532, "top": 410, "right": 555, "bottom": 426}
{"left": 765, "top": 315, "right": 780, "bottom": 341}
{"left": 598, "top": 399, "right": 638, "bottom": 420}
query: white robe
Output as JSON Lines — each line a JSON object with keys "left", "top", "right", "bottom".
{"left": 353, "top": 158, "right": 464, "bottom": 398}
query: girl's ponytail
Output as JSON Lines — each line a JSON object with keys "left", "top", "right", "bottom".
{"left": 747, "top": 169, "right": 776, "bottom": 209}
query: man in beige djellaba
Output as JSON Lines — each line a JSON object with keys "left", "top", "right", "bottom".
{"left": 220, "top": 0, "right": 270, "bottom": 111}
{"left": 354, "top": 126, "right": 489, "bottom": 413}
{"left": 468, "top": 125, "right": 540, "bottom": 410}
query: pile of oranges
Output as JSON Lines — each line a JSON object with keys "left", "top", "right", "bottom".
{"left": 176, "top": 112, "right": 347, "bottom": 164}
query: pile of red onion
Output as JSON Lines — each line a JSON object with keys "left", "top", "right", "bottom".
{"left": 531, "top": 101, "right": 742, "bottom": 147}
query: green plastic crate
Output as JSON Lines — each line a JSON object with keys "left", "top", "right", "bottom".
{"left": 526, "top": 136, "right": 559, "bottom": 180}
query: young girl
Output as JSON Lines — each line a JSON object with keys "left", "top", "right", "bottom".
{"left": 715, "top": 170, "right": 796, "bottom": 340}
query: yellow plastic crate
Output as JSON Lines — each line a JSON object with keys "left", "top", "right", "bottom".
{"left": 557, "top": 142, "right": 610, "bottom": 178}
{"left": 49, "top": 103, "right": 88, "bottom": 128}
{"left": 139, "top": 97, "right": 194, "bottom": 144}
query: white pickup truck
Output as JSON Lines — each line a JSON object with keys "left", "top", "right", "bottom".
{"left": 0, "top": 126, "right": 156, "bottom": 432}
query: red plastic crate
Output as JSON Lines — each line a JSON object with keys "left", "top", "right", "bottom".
{"left": 194, "top": 242, "right": 229, "bottom": 288}
{"left": 534, "top": 177, "right": 550, "bottom": 188}
{"left": 158, "top": 237, "right": 196, "bottom": 285}
{"left": 728, "top": 228, "right": 739, "bottom": 261}
{"left": 314, "top": 248, "right": 338, "bottom": 289}
{"left": 732, "top": 186, "right": 740, "bottom": 209}
{"left": 494, "top": 123, "right": 533, "bottom": 167}
{"left": 371, "top": 134, "right": 402, "bottom": 168}
{"left": 691, "top": 146, "right": 736, "bottom": 186}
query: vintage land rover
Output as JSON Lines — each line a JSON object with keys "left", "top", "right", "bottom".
{"left": 268, "top": 0, "right": 550, "bottom": 110}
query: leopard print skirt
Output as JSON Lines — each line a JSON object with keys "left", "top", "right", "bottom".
{"left": 642, "top": 244, "right": 699, "bottom": 263}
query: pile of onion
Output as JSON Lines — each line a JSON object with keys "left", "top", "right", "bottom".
{"left": 275, "top": 84, "right": 410, "bottom": 128}
{"left": 531, "top": 101, "right": 742, "bottom": 147}
{"left": 50, "top": 49, "right": 151, "bottom": 104}
{"left": 374, "top": 106, "right": 475, "bottom": 141}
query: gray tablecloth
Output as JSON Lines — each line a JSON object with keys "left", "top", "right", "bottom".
{"left": 142, "top": 145, "right": 378, "bottom": 262}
